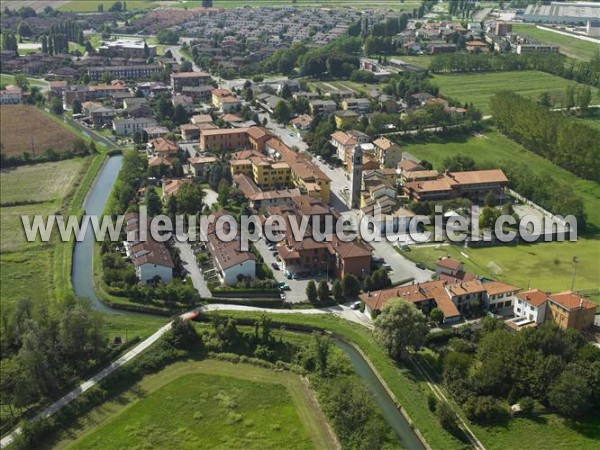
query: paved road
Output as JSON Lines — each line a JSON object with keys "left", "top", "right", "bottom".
{"left": 201, "top": 302, "right": 373, "bottom": 328}
{"left": 175, "top": 239, "right": 212, "bottom": 298}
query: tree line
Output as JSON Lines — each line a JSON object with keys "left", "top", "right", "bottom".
{"left": 490, "top": 91, "right": 600, "bottom": 183}
{"left": 430, "top": 51, "right": 600, "bottom": 88}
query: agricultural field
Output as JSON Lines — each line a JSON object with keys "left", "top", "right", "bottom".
{"left": 0, "top": 105, "right": 80, "bottom": 157}
{"left": 58, "top": 0, "right": 155, "bottom": 12}
{"left": 49, "top": 360, "right": 335, "bottom": 450}
{"left": 0, "top": 158, "right": 86, "bottom": 311}
{"left": 0, "top": 73, "right": 48, "bottom": 88}
{"left": 432, "top": 71, "right": 600, "bottom": 114}
{"left": 512, "top": 24, "right": 600, "bottom": 62}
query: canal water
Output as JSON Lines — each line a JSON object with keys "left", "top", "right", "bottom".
{"left": 72, "top": 155, "right": 123, "bottom": 315}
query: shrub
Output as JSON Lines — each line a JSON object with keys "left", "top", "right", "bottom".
{"left": 427, "top": 393, "right": 438, "bottom": 412}
{"left": 463, "top": 396, "right": 507, "bottom": 424}
{"left": 436, "top": 401, "right": 459, "bottom": 433}
{"left": 518, "top": 396, "right": 535, "bottom": 415}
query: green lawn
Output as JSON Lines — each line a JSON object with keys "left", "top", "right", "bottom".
{"left": 432, "top": 71, "right": 600, "bottom": 114}
{"left": 512, "top": 24, "right": 600, "bottom": 62}
{"left": 0, "top": 248, "right": 55, "bottom": 309}
{"left": 403, "top": 238, "right": 600, "bottom": 298}
{"left": 49, "top": 360, "right": 334, "bottom": 450}
{"left": 394, "top": 55, "right": 434, "bottom": 69}
{"left": 397, "top": 130, "right": 600, "bottom": 230}
{"left": 0, "top": 73, "right": 48, "bottom": 88}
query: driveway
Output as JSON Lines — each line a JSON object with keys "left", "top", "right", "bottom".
{"left": 175, "top": 239, "right": 212, "bottom": 298}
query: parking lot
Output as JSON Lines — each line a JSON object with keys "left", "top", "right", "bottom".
{"left": 254, "top": 237, "right": 332, "bottom": 303}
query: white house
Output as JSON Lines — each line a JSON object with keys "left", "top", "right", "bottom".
{"left": 113, "top": 117, "right": 158, "bottom": 136}
{"left": 124, "top": 213, "right": 174, "bottom": 284}
{"left": 0, "top": 85, "right": 22, "bottom": 104}
{"left": 208, "top": 234, "right": 256, "bottom": 285}
{"left": 514, "top": 289, "right": 548, "bottom": 324}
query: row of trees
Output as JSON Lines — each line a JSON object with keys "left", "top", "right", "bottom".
{"left": 429, "top": 52, "right": 600, "bottom": 88}
{"left": 490, "top": 91, "right": 600, "bottom": 182}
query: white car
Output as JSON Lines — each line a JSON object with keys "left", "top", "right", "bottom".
{"left": 350, "top": 301, "right": 361, "bottom": 310}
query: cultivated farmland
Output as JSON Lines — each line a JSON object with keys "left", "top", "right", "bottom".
{"left": 0, "top": 105, "right": 80, "bottom": 157}
{"left": 52, "top": 360, "right": 335, "bottom": 450}
{"left": 432, "top": 71, "right": 600, "bottom": 114}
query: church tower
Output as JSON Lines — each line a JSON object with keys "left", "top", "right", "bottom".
{"left": 350, "top": 144, "right": 363, "bottom": 209}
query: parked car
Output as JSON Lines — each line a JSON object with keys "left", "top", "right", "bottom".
{"left": 350, "top": 301, "right": 361, "bottom": 310}
{"left": 271, "top": 262, "right": 280, "bottom": 270}
{"left": 416, "top": 262, "right": 426, "bottom": 270}
{"left": 278, "top": 283, "right": 291, "bottom": 291}
{"left": 382, "top": 264, "right": 392, "bottom": 272}
{"left": 285, "top": 270, "right": 293, "bottom": 280}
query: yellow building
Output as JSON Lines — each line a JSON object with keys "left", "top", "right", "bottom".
{"left": 230, "top": 150, "right": 291, "bottom": 190}
{"left": 334, "top": 110, "right": 359, "bottom": 129}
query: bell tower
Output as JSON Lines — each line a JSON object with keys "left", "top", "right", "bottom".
{"left": 350, "top": 144, "right": 363, "bottom": 209}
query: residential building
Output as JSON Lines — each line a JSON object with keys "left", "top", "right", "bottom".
{"left": 362, "top": 278, "right": 520, "bottom": 322}
{"left": 309, "top": 99, "right": 336, "bottom": 116}
{"left": 331, "top": 130, "right": 358, "bottom": 161}
{"left": 124, "top": 213, "right": 174, "bottom": 284}
{"left": 170, "top": 71, "right": 212, "bottom": 92}
{"left": 334, "top": 109, "right": 359, "bottom": 129}
{"left": 161, "top": 178, "right": 192, "bottom": 199}
{"left": 87, "top": 64, "right": 161, "bottom": 81}
{"left": 230, "top": 149, "right": 291, "bottom": 190}
{"left": 147, "top": 137, "right": 179, "bottom": 158}
{"left": 546, "top": 291, "right": 597, "bottom": 331}
{"left": 342, "top": 98, "right": 371, "bottom": 114}
{"left": 172, "top": 94, "right": 195, "bottom": 113}
{"left": 203, "top": 211, "right": 256, "bottom": 285}
{"left": 211, "top": 88, "right": 241, "bottom": 112}
{"left": 271, "top": 196, "right": 372, "bottom": 278}
{"left": 265, "top": 138, "right": 331, "bottom": 203}
{"left": 200, "top": 127, "right": 250, "bottom": 151}
{"left": 373, "top": 137, "right": 403, "bottom": 168}
{"left": 98, "top": 39, "right": 157, "bottom": 58}
{"left": 0, "top": 85, "right": 22, "bottom": 104}
{"left": 113, "top": 117, "right": 157, "bottom": 136}
{"left": 189, "top": 156, "right": 217, "bottom": 177}
{"left": 404, "top": 169, "right": 509, "bottom": 203}
{"left": 495, "top": 22, "right": 512, "bottom": 36}
{"left": 514, "top": 289, "right": 549, "bottom": 325}
{"left": 233, "top": 173, "right": 301, "bottom": 209}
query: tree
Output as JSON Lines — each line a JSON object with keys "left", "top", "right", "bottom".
{"left": 17, "top": 21, "right": 32, "bottom": 38}
{"left": 430, "top": 308, "right": 444, "bottom": 324}
{"left": 14, "top": 73, "right": 28, "bottom": 91}
{"left": 341, "top": 274, "right": 360, "bottom": 298}
{"left": 217, "top": 179, "right": 230, "bottom": 206}
{"left": 436, "top": 401, "right": 459, "bottom": 433}
{"left": 175, "top": 183, "right": 204, "bottom": 215}
{"left": 484, "top": 191, "right": 496, "bottom": 207}
{"left": 273, "top": 100, "right": 292, "bottom": 124}
{"left": 306, "top": 280, "right": 318, "bottom": 303}
{"left": 164, "top": 317, "right": 202, "bottom": 350}
{"left": 479, "top": 206, "right": 501, "bottom": 230}
{"left": 548, "top": 370, "right": 592, "bottom": 417}
{"left": 373, "top": 299, "right": 428, "bottom": 359}
{"left": 332, "top": 279, "right": 343, "bottom": 299}
{"left": 50, "top": 97, "right": 63, "bottom": 115}
{"left": 146, "top": 187, "right": 162, "bottom": 216}
{"left": 71, "top": 98, "right": 82, "bottom": 115}
{"left": 443, "top": 154, "right": 476, "bottom": 172}
{"left": 179, "top": 60, "right": 193, "bottom": 72}
{"left": 173, "top": 104, "right": 188, "bottom": 125}
{"left": 317, "top": 280, "right": 329, "bottom": 302}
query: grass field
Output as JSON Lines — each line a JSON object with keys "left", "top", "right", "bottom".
{"left": 0, "top": 158, "right": 86, "bottom": 315}
{"left": 397, "top": 129, "right": 600, "bottom": 294}
{"left": 403, "top": 239, "right": 599, "bottom": 297}
{"left": 58, "top": 0, "right": 422, "bottom": 11}
{"left": 432, "top": 71, "right": 600, "bottom": 114}
{"left": 0, "top": 73, "right": 48, "bottom": 88}
{"left": 0, "top": 105, "right": 80, "bottom": 157}
{"left": 512, "top": 24, "right": 600, "bottom": 62}
{"left": 576, "top": 108, "right": 600, "bottom": 131}
{"left": 49, "top": 360, "right": 334, "bottom": 450}
{"left": 398, "top": 130, "right": 600, "bottom": 230}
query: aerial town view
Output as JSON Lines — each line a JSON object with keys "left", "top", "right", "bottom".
{"left": 0, "top": 0, "right": 599, "bottom": 449}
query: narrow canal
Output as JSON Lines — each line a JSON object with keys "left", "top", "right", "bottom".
{"left": 72, "top": 154, "right": 427, "bottom": 449}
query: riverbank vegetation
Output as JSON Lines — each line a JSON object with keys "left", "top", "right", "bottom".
{"left": 15, "top": 316, "right": 402, "bottom": 450}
